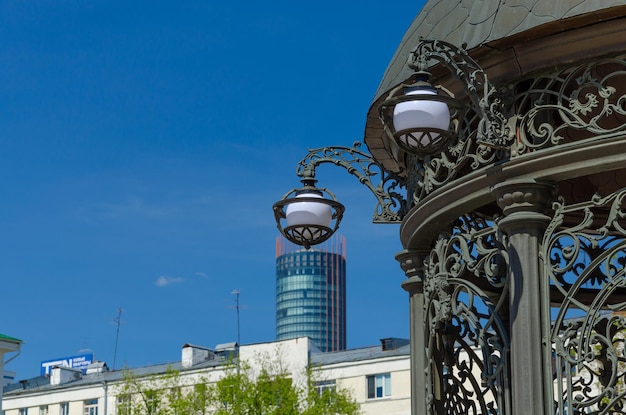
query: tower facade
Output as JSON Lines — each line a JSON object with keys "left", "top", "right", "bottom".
{"left": 275, "top": 235, "right": 346, "bottom": 352}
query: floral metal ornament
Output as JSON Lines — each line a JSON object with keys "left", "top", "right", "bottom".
{"left": 515, "top": 57, "right": 626, "bottom": 157}
{"left": 545, "top": 188, "right": 626, "bottom": 414}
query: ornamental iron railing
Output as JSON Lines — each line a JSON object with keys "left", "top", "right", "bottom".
{"left": 407, "top": 56, "right": 626, "bottom": 205}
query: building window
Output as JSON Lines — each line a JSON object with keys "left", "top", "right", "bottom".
{"left": 314, "top": 379, "right": 336, "bottom": 396}
{"left": 84, "top": 399, "right": 98, "bottom": 415}
{"left": 117, "top": 395, "right": 131, "bottom": 415}
{"left": 18, "top": 409, "right": 28, "bottom": 415}
{"left": 39, "top": 406, "right": 48, "bottom": 415}
{"left": 60, "top": 402, "right": 69, "bottom": 415}
{"left": 367, "top": 373, "right": 391, "bottom": 399}
{"left": 144, "top": 389, "right": 160, "bottom": 414}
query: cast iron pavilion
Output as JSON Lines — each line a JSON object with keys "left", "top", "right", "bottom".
{"left": 274, "top": 1, "right": 626, "bottom": 414}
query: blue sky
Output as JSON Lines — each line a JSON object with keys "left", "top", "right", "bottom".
{"left": 1, "top": 0, "right": 426, "bottom": 379}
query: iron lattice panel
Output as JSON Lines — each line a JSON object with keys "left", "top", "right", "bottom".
{"left": 545, "top": 189, "right": 626, "bottom": 415}
{"left": 423, "top": 214, "right": 510, "bottom": 415}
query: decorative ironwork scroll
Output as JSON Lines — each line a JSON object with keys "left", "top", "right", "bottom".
{"left": 544, "top": 188, "right": 626, "bottom": 414}
{"left": 423, "top": 214, "right": 510, "bottom": 415}
{"left": 294, "top": 142, "right": 408, "bottom": 222}
{"left": 516, "top": 57, "right": 626, "bottom": 157}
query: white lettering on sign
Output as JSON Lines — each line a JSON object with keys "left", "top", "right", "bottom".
{"left": 41, "top": 354, "right": 93, "bottom": 375}
{"left": 41, "top": 359, "right": 70, "bottom": 375}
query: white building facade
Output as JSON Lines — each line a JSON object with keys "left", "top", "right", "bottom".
{"left": 2, "top": 337, "right": 411, "bottom": 415}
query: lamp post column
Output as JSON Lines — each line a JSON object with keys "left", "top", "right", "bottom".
{"left": 398, "top": 249, "right": 429, "bottom": 415}
{"left": 491, "top": 179, "right": 554, "bottom": 415}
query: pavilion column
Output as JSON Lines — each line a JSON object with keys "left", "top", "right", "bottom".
{"left": 491, "top": 179, "right": 555, "bottom": 415}
{"left": 398, "top": 249, "right": 429, "bottom": 415}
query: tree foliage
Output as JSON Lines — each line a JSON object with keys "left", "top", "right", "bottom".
{"left": 117, "top": 359, "right": 360, "bottom": 415}
{"left": 118, "top": 367, "right": 212, "bottom": 415}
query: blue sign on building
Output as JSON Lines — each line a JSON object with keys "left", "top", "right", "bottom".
{"left": 40, "top": 353, "right": 94, "bottom": 375}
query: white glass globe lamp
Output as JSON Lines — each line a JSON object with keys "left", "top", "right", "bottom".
{"left": 393, "top": 86, "right": 450, "bottom": 148}
{"left": 285, "top": 192, "right": 332, "bottom": 228}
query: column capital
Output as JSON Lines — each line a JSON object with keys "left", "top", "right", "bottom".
{"left": 491, "top": 179, "right": 555, "bottom": 232}
{"left": 396, "top": 249, "right": 429, "bottom": 278}
{"left": 396, "top": 249, "right": 429, "bottom": 294}
{"left": 491, "top": 179, "right": 555, "bottom": 216}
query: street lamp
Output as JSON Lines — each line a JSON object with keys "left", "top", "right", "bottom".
{"left": 378, "top": 70, "right": 461, "bottom": 157}
{"left": 273, "top": 143, "right": 408, "bottom": 249}
{"left": 273, "top": 170, "right": 345, "bottom": 249}
{"left": 379, "top": 39, "right": 515, "bottom": 157}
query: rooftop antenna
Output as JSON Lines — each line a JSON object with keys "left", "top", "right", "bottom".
{"left": 232, "top": 290, "right": 241, "bottom": 345}
{"left": 112, "top": 308, "right": 123, "bottom": 370}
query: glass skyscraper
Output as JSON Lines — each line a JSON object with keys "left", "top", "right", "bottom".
{"left": 275, "top": 235, "right": 346, "bottom": 352}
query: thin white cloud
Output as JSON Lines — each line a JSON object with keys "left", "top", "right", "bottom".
{"left": 195, "top": 272, "right": 208, "bottom": 279}
{"left": 155, "top": 276, "right": 184, "bottom": 287}
{"left": 91, "top": 195, "right": 178, "bottom": 220}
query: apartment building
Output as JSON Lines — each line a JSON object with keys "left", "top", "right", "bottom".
{"left": 2, "top": 337, "right": 410, "bottom": 415}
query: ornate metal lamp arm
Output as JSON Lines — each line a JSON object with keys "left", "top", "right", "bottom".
{"left": 409, "top": 39, "right": 515, "bottom": 149}
{"left": 295, "top": 142, "right": 408, "bottom": 223}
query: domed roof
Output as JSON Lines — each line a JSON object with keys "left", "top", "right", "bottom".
{"left": 375, "top": 0, "right": 626, "bottom": 101}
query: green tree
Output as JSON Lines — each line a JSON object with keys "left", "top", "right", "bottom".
{"left": 118, "top": 358, "right": 360, "bottom": 415}
{"left": 117, "top": 367, "right": 211, "bottom": 415}
{"left": 211, "top": 361, "right": 299, "bottom": 415}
